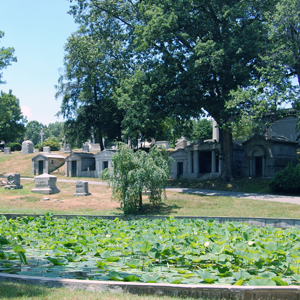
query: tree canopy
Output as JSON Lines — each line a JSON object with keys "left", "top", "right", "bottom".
{"left": 65, "top": 0, "right": 299, "bottom": 180}
{"left": 0, "top": 31, "right": 17, "bottom": 84}
{"left": 0, "top": 90, "right": 26, "bottom": 143}
{"left": 102, "top": 143, "right": 171, "bottom": 214}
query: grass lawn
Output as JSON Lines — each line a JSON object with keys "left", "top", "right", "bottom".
{"left": 0, "top": 151, "right": 299, "bottom": 300}
{"left": 0, "top": 282, "right": 221, "bottom": 300}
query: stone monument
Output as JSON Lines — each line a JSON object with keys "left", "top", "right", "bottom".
{"left": 4, "top": 147, "right": 11, "bottom": 154}
{"left": 82, "top": 143, "right": 89, "bottom": 152}
{"left": 31, "top": 174, "right": 60, "bottom": 194}
{"left": 175, "top": 137, "right": 188, "bottom": 149}
{"left": 63, "top": 143, "right": 71, "bottom": 153}
{"left": 43, "top": 146, "right": 51, "bottom": 153}
{"left": 73, "top": 181, "right": 91, "bottom": 196}
{"left": 4, "top": 173, "right": 23, "bottom": 190}
{"left": 21, "top": 140, "right": 34, "bottom": 154}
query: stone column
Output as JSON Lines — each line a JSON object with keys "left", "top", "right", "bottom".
{"left": 211, "top": 151, "right": 216, "bottom": 173}
{"left": 194, "top": 150, "right": 199, "bottom": 175}
{"left": 188, "top": 151, "right": 193, "bottom": 174}
{"left": 262, "top": 156, "right": 266, "bottom": 177}
{"left": 249, "top": 157, "right": 253, "bottom": 177}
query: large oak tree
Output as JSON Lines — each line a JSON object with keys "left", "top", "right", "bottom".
{"left": 67, "top": 0, "right": 282, "bottom": 180}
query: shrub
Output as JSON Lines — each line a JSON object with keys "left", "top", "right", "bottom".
{"left": 101, "top": 143, "right": 172, "bottom": 214}
{"left": 36, "top": 137, "right": 61, "bottom": 151}
{"left": 5, "top": 142, "right": 21, "bottom": 151}
{"left": 269, "top": 163, "right": 300, "bottom": 193}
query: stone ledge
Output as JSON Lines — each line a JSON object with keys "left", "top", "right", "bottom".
{"left": 0, "top": 273, "right": 300, "bottom": 300}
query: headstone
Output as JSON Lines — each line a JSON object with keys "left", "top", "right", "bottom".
{"left": 63, "top": 143, "right": 71, "bottom": 153}
{"left": 4, "top": 173, "right": 23, "bottom": 190}
{"left": 4, "top": 147, "right": 11, "bottom": 154}
{"left": 21, "top": 140, "right": 34, "bottom": 154}
{"left": 31, "top": 174, "right": 60, "bottom": 195}
{"left": 175, "top": 137, "right": 188, "bottom": 149}
{"left": 82, "top": 143, "right": 89, "bottom": 152}
{"left": 73, "top": 181, "right": 91, "bottom": 196}
{"left": 43, "top": 146, "right": 51, "bottom": 153}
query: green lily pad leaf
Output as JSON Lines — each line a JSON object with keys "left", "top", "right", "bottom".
{"left": 259, "top": 271, "right": 277, "bottom": 278}
{"left": 139, "top": 242, "right": 152, "bottom": 252}
{"left": 108, "top": 270, "right": 123, "bottom": 281}
{"left": 248, "top": 277, "right": 276, "bottom": 286}
{"left": 272, "top": 277, "right": 288, "bottom": 286}
{"left": 196, "top": 270, "right": 218, "bottom": 284}
{"left": 234, "top": 279, "right": 244, "bottom": 285}
{"left": 233, "top": 270, "right": 251, "bottom": 280}
{"left": 166, "top": 276, "right": 182, "bottom": 284}
{"left": 96, "top": 261, "right": 107, "bottom": 269}
{"left": 292, "top": 274, "right": 300, "bottom": 282}
{"left": 47, "top": 257, "right": 67, "bottom": 266}
{"left": 126, "top": 259, "right": 140, "bottom": 268}
{"left": 105, "top": 256, "right": 120, "bottom": 262}
{"left": 140, "top": 273, "right": 161, "bottom": 283}
{"left": 123, "top": 274, "right": 140, "bottom": 282}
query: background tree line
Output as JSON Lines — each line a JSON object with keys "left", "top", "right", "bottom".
{"left": 55, "top": 0, "right": 299, "bottom": 180}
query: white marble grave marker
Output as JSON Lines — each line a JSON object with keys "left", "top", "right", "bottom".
{"left": 31, "top": 174, "right": 60, "bottom": 195}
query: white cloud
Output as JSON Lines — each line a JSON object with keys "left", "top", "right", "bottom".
{"left": 21, "top": 105, "right": 33, "bottom": 118}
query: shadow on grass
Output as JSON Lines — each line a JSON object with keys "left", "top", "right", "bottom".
{"left": 137, "top": 202, "right": 181, "bottom": 215}
{"left": 0, "top": 281, "right": 50, "bottom": 298}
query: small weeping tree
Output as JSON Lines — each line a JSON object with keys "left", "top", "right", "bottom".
{"left": 101, "top": 143, "right": 172, "bottom": 214}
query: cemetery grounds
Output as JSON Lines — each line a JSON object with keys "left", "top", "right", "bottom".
{"left": 1, "top": 152, "right": 300, "bottom": 300}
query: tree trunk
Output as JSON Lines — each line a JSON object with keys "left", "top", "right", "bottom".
{"left": 138, "top": 192, "right": 143, "bottom": 211}
{"left": 98, "top": 131, "right": 104, "bottom": 151}
{"left": 219, "top": 128, "right": 234, "bottom": 182}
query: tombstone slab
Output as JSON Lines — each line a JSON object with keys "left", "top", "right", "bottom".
{"left": 82, "top": 143, "right": 89, "bottom": 152}
{"left": 22, "top": 140, "right": 34, "bottom": 154}
{"left": 5, "top": 173, "right": 23, "bottom": 189}
{"left": 4, "top": 147, "right": 11, "bottom": 154}
{"left": 43, "top": 146, "right": 51, "bottom": 153}
{"left": 31, "top": 174, "right": 60, "bottom": 195}
{"left": 73, "top": 181, "right": 91, "bottom": 196}
{"left": 63, "top": 144, "right": 71, "bottom": 153}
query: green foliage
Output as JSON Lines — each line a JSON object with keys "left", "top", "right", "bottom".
{"left": 0, "top": 90, "right": 26, "bottom": 143}
{"left": 101, "top": 143, "right": 171, "bottom": 214}
{"left": 36, "top": 137, "right": 61, "bottom": 151}
{"left": 0, "top": 31, "right": 17, "bottom": 84}
{"left": 25, "top": 121, "right": 49, "bottom": 145}
{"left": 5, "top": 142, "right": 21, "bottom": 151}
{"left": 1, "top": 215, "right": 300, "bottom": 286}
{"left": 47, "top": 122, "right": 64, "bottom": 141}
{"left": 269, "top": 163, "right": 300, "bottom": 193}
{"left": 56, "top": 25, "right": 125, "bottom": 150}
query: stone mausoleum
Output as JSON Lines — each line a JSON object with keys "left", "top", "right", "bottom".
{"left": 32, "top": 152, "right": 65, "bottom": 175}
{"left": 241, "top": 135, "right": 298, "bottom": 178}
{"left": 65, "top": 152, "right": 96, "bottom": 177}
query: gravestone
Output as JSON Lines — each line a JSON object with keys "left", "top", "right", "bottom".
{"left": 73, "top": 181, "right": 91, "bottom": 196}
{"left": 31, "top": 174, "right": 60, "bottom": 194}
{"left": 4, "top": 173, "right": 23, "bottom": 189}
{"left": 63, "top": 143, "right": 71, "bottom": 153}
{"left": 21, "top": 140, "right": 34, "bottom": 154}
{"left": 4, "top": 147, "right": 11, "bottom": 154}
{"left": 82, "top": 143, "right": 89, "bottom": 152}
{"left": 43, "top": 146, "right": 51, "bottom": 153}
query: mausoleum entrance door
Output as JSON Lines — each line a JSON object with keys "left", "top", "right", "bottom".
{"left": 177, "top": 162, "right": 183, "bottom": 178}
{"left": 38, "top": 161, "right": 44, "bottom": 175}
{"left": 71, "top": 161, "right": 77, "bottom": 177}
{"left": 254, "top": 156, "right": 263, "bottom": 177}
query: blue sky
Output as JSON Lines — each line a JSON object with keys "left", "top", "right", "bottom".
{"left": 0, "top": 0, "right": 78, "bottom": 125}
